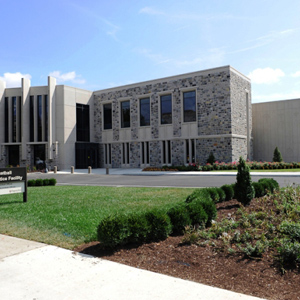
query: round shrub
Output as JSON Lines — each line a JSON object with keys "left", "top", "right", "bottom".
{"left": 49, "top": 178, "right": 57, "bottom": 186}
{"left": 193, "top": 197, "right": 217, "bottom": 226}
{"left": 216, "top": 188, "right": 226, "bottom": 202}
{"left": 221, "top": 184, "right": 234, "bottom": 201}
{"left": 35, "top": 179, "right": 43, "bottom": 186}
{"left": 127, "top": 213, "right": 150, "bottom": 244}
{"left": 205, "top": 187, "right": 220, "bottom": 203}
{"left": 43, "top": 179, "right": 50, "bottom": 186}
{"left": 252, "top": 182, "right": 265, "bottom": 198}
{"left": 185, "top": 189, "right": 210, "bottom": 203}
{"left": 97, "top": 214, "right": 130, "bottom": 247}
{"left": 187, "top": 200, "right": 208, "bottom": 228}
{"left": 258, "top": 178, "right": 274, "bottom": 194}
{"left": 27, "top": 179, "right": 36, "bottom": 187}
{"left": 145, "top": 210, "right": 172, "bottom": 242}
{"left": 167, "top": 203, "right": 191, "bottom": 234}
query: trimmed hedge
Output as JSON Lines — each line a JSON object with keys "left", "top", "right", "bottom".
{"left": 27, "top": 178, "right": 57, "bottom": 187}
{"left": 167, "top": 203, "right": 191, "bottom": 234}
{"left": 186, "top": 200, "right": 208, "bottom": 228}
{"left": 216, "top": 188, "right": 226, "bottom": 202}
{"left": 221, "top": 184, "right": 234, "bottom": 201}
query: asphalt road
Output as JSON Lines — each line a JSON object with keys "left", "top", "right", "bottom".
{"left": 27, "top": 172, "right": 300, "bottom": 188}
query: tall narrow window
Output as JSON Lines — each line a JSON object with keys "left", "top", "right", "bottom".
{"left": 104, "top": 144, "right": 112, "bottom": 165}
{"left": 141, "top": 141, "right": 150, "bottom": 165}
{"left": 30, "top": 96, "right": 34, "bottom": 142}
{"left": 44, "top": 95, "right": 48, "bottom": 142}
{"left": 121, "top": 101, "right": 130, "bottom": 128}
{"left": 76, "top": 103, "right": 90, "bottom": 142}
{"left": 103, "top": 103, "right": 112, "bottom": 130}
{"left": 162, "top": 140, "right": 172, "bottom": 164}
{"left": 12, "top": 97, "right": 17, "bottom": 142}
{"left": 185, "top": 139, "right": 196, "bottom": 164}
{"left": 37, "top": 95, "right": 42, "bottom": 141}
{"left": 5, "top": 97, "right": 9, "bottom": 143}
{"left": 183, "top": 91, "right": 196, "bottom": 122}
{"left": 140, "top": 98, "right": 150, "bottom": 126}
{"left": 18, "top": 97, "right": 21, "bottom": 143}
{"left": 122, "top": 143, "right": 130, "bottom": 165}
{"left": 160, "top": 94, "right": 172, "bottom": 124}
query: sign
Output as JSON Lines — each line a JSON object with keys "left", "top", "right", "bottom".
{"left": 0, "top": 168, "right": 27, "bottom": 202}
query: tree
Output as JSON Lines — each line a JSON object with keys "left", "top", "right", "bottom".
{"left": 235, "top": 156, "right": 255, "bottom": 206}
{"left": 206, "top": 152, "right": 216, "bottom": 165}
{"left": 273, "top": 146, "right": 283, "bottom": 162}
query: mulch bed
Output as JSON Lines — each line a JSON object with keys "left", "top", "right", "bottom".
{"left": 75, "top": 199, "right": 300, "bottom": 300}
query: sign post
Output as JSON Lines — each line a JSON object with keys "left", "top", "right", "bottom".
{"left": 0, "top": 168, "right": 27, "bottom": 203}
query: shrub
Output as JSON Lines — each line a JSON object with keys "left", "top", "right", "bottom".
{"left": 205, "top": 187, "right": 220, "bottom": 203}
{"left": 127, "top": 213, "right": 149, "bottom": 244}
{"left": 167, "top": 203, "right": 191, "bottom": 234}
{"left": 145, "top": 210, "right": 172, "bottom": 242}
{"left": 43, "top": 179, "right": 50, "bottom": 186}
{"left": 258, "top": 178, "right": 279, "bottom": 194}
{"left": 235, "top": 156, "right": 255, "bottom": 206}
{"left": 193, "top": 197, "right": 217, "bottom": 226}
{"left": 187, "top": 200, "right": 208, "bottom": 228}
{"left": 49, "top": 178, "right": 57, "bottom": 186}
{"left": 35, "top": 179, "right": 43, "bottom": 186}
{"left": 278, "top": 240, "right": 300, "bottom": 265}
{"left": 185, "top": 189, "right": 210, "bottom": 203}
{"left": 221, "top": 184, "right": 234, "bottom": 201}
{"left": 252, "top": 182, "right": 265, "bottom": 198}
{"left": 273, "top": 146, "right": 283, "bottom": 162}
{"left": 97, "top": 214, "right": 130, "bottom": 247}
{"left": 216, "top": 188, "right": 226, "bottom": 202}
{"left": 27, "top": 179, "right": 36, "bottom": 187}
{"left": 280, "top": 221, "right": 300, "bottom": 241}
{"left": 206, "top": 152, "right": 216, "bottom": 165}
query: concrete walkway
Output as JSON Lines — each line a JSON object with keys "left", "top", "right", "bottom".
{"left": 0, "top": 234, "right": 266, "bottom": 300}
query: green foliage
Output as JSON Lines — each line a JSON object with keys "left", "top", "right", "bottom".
{"left": 252, "top": 182, "right": 264, "bottom": 198}
{"left": 240, "top": 241, "right": 267, "bottom": 258}
{"left": 167, "top": 203, "right": 191, "bottom": 235}
{"left": 185, "top": 189, "right": 210, "bottom": 203}
{"left": 258, "top": 178, "right": 279, "bottom": 194}
{"left": 186, "top": 200, "right": 208, "bottom": 228}
{"left": 206, "top": 152, "right": 216, "bottom": 165}
{"left": 35, "top": 179, "right": 43, "bottom": 186}
{"left": 97, "top": 214, "right": 130, "bottom": 247}
{"left": 273, "top": 146, "right": 283, "bottom": 162}
{"left": 278, "top": 240, "right": 300, "bottom": 265}
{"left": 49, "top": 178, "right": 57, "bottom": 186}
{"left": 221, "top": 184, "right": 234, "bottom": 201}
{"left": 27, "top": 178, "right": 57, "bottom": 187}
{"left": 193, "top": 197, "right": 217, "bottom": 226}
{"left": 127, "top": 213, "right": 150, "bottom": 244}
{"left": 43, "top": 179, "right": 50, "bottom": 186}
{"left": 145, "top": 209, "right": 172, "bottom": 242}
{"left": 205, "top": 187, "right": 220, "bottom": 203}
{"left": 216, "top": 187, "right": 226, "bottom": 202}
{"left": 280, "top": 221, "right": 300, "bottom": 241}
{"left": 235, "top": 156, "right": 255, "bottom": 206}
{"left": 27, "top": 179, "right": 36, "bottom": 187}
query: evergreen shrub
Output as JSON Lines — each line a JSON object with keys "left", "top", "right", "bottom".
{"left": 216, "top": 187, "right": 226, "bottom": 202}
{"left": 273, "top": 146, "right": 283, "bottom": 162}
{"left": 35, "top": 179, "right": 43, "bottom": 186}
{"left": 186, "top": 200, "right": 208, "bottom": 228}
{"left": 167, "top": 203, "right": 191, "bottom": 234}
{"left": 252, "top": 182, "right": 265, "bottom": 198}
{"left": 221, "top": 184, "right": 234, "bottom": 201}
{"left": 27, "top": 179, "right": 36, "bottom": 187}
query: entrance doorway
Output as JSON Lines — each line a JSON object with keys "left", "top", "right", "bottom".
{"left": 34, "top": 144, "right": 46, "bottom": 169}
{"left": 75, "top": 143, "right": 99, "bottom": 169}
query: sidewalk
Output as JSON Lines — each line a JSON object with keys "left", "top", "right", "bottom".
{"left": 0, "top": 234, "right": 266, "bottom": 300}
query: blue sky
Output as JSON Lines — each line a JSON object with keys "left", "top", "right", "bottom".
{"left": 1, "top": 0, "right": 300, "bottom": 103}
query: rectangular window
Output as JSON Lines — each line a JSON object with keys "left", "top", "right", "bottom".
{"left": 103, "top": 103, "right": 112, "bottom": 130}
{"left": 162, "top": 140, "right": 172, "bottom": 164}
{"left": 121, "top": 101, "right": 130, "bottom": 128}
{"left": 37, "top": 95, "right": 42, "bottom": 141}
{"left": 30, "top": 96, "right": 34, "bottom": 142}
{"left": 183, "top": 91, "right": 196, "bottom": 122}
{"left": 44, "top": 95, "right": 48, "bottom": 142}
{"left": 104, "top": 144, "right": 112, "bottom": 165}
{"left": 140, "top": 98, "right": 150, "bottom": 126}
{"left": 160, "top": 94, "right": 172, "bottom": 124}
{"left": 185, "top": 139, "right": 196, "bottom": 164}
{"left": 12, "top": 96, "right": 17, "bottom": 142}
{"left": 18, "top": 97, "right": 21, "bottom": 143}
{"left": 76, "top": 103, "right": 90, "bottom": 142}
{"left": 122, "top": 143, "right": 130, "bottom": 165}
{"left": 141, "top": 141, "right": 150, "bottom": 165}
{"left": 5, "top": 97, "right": 9, "bottom": 143}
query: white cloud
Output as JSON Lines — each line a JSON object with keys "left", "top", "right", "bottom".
{"left": 292, "top": 71, "right": 300, "bottom": 78}
{"left": 0, "top": 72, "right": 32, "bottom": 88}
{"left": 248, "top": 68, "right": 285, "bottom": 84}
{"left": 49, "top": 71, "right": 86, "bottom": 84}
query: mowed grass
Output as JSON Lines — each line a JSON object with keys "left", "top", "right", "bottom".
{"left": 0, "top": 186, "right": 192, "bottom": 249}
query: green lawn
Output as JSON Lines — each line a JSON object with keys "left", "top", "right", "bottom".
{"left": 0, "top": 186, "right": 192, "bottom": 249}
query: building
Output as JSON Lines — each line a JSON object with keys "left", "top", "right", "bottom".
{"left": 0, "top": 66, "right": 252, "bottom": 170}
{"left": 253, "top": 98, "right": 300, "bottom": 162}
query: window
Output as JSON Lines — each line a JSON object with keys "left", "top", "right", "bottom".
{"left": 76, "top": 103, "right": 90, "bottom": 142}
{"left": 12, "top": 96, "right": 17, "bottom": 142}
{"left": 183, "top": 91, "right": 196, "bottom": 122}
{"left": 160, "top": 94, "right": 172, "bottom": 124}
{"left": 104, "top": 144, "right": 112, "bottom": 165}
{"left": 122, "top": 143, "right": 130, "bottom": 165}
{"left": 121, "top": 101, "right": 130, "bottom": 128}
{"left": 44, "top": 95, "right": 48, "bottom": 142}
{"left": 5, "top": 97, "right": 8, "bottom": 142}
{"left": 30, "top": 96, "right": 34, "bottom": 142}
{"left": 37, "top": 95, "right": 42, "bottom": 141}
{"left": 140, "top": 98, "right": 150, "bottom": 126}
{"left": 185, "top": 139, "right": 196, "bottom": 164}
{"left": 103, "top": 103, "right": 112, "bottom": 130}
{"left": 162, "top": 140, "right": 172, "bottom": 164}
{"left": 141, "top": 141, "right": 150, "bottom": 165}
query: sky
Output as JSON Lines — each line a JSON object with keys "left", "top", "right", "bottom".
{"left": 1, "top": 0, "right": 300, "bottom": 103}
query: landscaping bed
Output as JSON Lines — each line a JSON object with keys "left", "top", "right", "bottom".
{"left": 76, "top": 193, "right": 300, "bottom": 300}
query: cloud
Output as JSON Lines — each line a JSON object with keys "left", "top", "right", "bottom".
{"left": 248, "top": 68, "right": 285, "bottom": 84}
{"left": 0, "top": 72, "right": 32, "bottom": 88}
{"left": 252, "top": 90, "right": 300, "bottom": 103}
{"left": 292, "top": 71, "right": 300, "bottom": 78}
{"left": 49, "top": 71, "right": 86, "bottom": 84}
